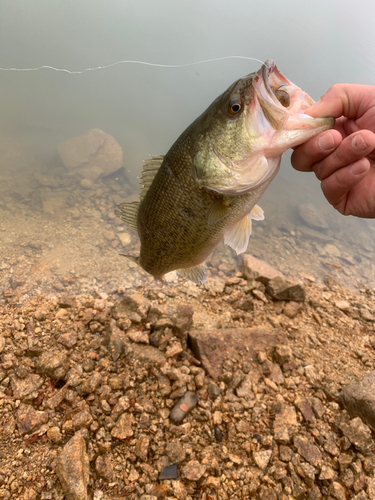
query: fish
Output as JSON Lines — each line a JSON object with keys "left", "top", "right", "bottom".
{"left": 116, "top": 59, "right": 334, "bottom": 284}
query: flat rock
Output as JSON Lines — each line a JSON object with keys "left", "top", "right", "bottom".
{"left": 253, "top": 449, "right": 272, "bottom": 470}
{"left": 159, "top": 463, "right": 178, "bottom": 480}
{"left": 293, "top": 435, "right": 322, "bottom": 466}
{"left": 57, "top": 128, "right": 123, "bottom": 181}
{"left": 241, "top": 255, "right": 284, "bottom": 284}
{"left": 10, "top": 374, "right": 44, "bottom": 400}
{"left": 338, "top": 416, "right": 374, "bottom": 453}
{"left": 273, "top": 405, "right": 299, "bottom": 444}
{"left": 188, "top": 327, "right": 286, "bottom": 380}
{"left": 297, "top": 203, "right": 328, "bottom": 230}
{"left": 16, "top": 403, "right": 49, "bottom": 434}
{"left": 124, "top": 341, "right": 166, "bottom": 366}
{"left": 266, "top": 276, "right": 306, "bottom": 302}
{"left": 342, "top": 370, "right": 375, "bottom": 431}
{"left": 57, "top": 433, "right": 89, "bottom": 500}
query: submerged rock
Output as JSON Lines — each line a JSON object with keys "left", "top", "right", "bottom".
{"left": 297, "top": 203, "right": 328, "bottom": 230}
{"left": 57, "top": 128, "right": 123, "bottom": 181}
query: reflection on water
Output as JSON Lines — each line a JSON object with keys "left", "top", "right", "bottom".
{"left": 1, "top": 0, "right": 375, "bottom": 298}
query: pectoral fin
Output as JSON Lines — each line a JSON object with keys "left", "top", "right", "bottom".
{"left": 224, "top": 214, "right": 251, "bottom": 255}
{"left": 250, "top": 204, "right": 265, "bottom": 221}
{"left": 207, "top": 200, "right": 231, "bottom": 225}
{"left": 177, "top": 264, "right": 207, "bottom": 284}
{"left": 224, "top": 205, "right": 265, "bottom": 254}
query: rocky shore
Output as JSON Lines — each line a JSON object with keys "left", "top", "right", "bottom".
{"left": 1, "top": 256, "right": 375, "bottom": 499}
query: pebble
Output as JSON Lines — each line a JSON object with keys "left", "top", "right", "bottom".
{"left": 57, "top": 433, "right": 89, "bottom": 500}
{"left": 159, "top": 463, "right": 178, "bottom": 480}
{"left": 266, "top": 276, "right": 306, "bottom": 302}
{"left": 16, "top": 403, "right": 49, "bottom": 434}
{"left": 293, "top": 435, "right": 322, "bottom": 467}
{"left": 111, "top": 413, "right": 133, "bottom": 440}
{"left": 253, "top": 449, "right": 272, "bottom": 470}
{"left": 170, "top": 391, "right": 198, "bottom": 423}
{"left": 182, "top": 460, "right": 206, "bottom": 481}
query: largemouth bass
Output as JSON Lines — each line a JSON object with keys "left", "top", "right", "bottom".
{"left": 116, "top": 60, "right": 334, "bottom": 284}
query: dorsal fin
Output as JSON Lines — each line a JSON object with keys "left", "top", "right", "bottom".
{"left": 140, "top": 155, "right": 164, "bottom": 201}
{"left": 115, "top": 202, "right": 140, "bottom": 233}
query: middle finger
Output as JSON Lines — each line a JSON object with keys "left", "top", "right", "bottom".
{"left": 313, "top": 130, "right": 375, "bottom": 181}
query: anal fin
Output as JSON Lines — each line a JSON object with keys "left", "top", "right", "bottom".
{"left": 177, "top": 264, "right": 207, "bottom": 284}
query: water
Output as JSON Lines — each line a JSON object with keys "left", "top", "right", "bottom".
{"left": 1, "top": 0, "right": 375, "bottom": 299}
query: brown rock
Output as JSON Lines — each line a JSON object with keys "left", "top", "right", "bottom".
{"left": 47, "top": 426, "right": 63, "bottom": 444}
{"left": 339, "top": 416, "right": 374, "bottom": 453}
{"left": 37, "top": 350, "right": 69, "bottom": 380}
{"left": 124, "top": 341, "right": 166, "bottom": 366}
{"left": 72, "top": 409, "right": 93, "bottom": 429}
{"left": 111, "top": 413, "right": 133, "bottom": 440}
{"left": 80, "top": 372, "right": 102, "bottom": 394}
{"left": 58, "top": 331, "right": 78, "bottom": 348}
{"left": 57, "top": 128, "right": 123, "bottom": 181}
{"left": 165, "top": 440, "right": 186, "bottom": 463}
{"left": 10, "top": 374, "right": 44, "bottom": 400}
{"left": 182, "top": 460, "right": 206, "bottom": 481}
{"left": 241, "top": 255, "right": 284, "bottom": 284}
{"left": 283, "top": 301, "right": 303, "bottom": 318}
{"left": 342, "top": 371, "right": 375, "bottom": 431}
{"left": 267, "top": 277, "right": 306, "bottom": 302}
{"left": 95, "top": 455, "right": 113, "bottom": 480}
{"left": 293, "top": 435, "right": 322, "bottom": 467}
{"left": 106, "top": 320, "right": 126, "bottom": 361}
{"left": 16, "top": 403, "right": 49, "bottom": 434}
{"left": 273, "top": 405, "right": 299, "bottom": 444}
{"left": 135, "top": 435, "right": 150, "bottom": 461}
{"left": 57, "top": 433, "right": 89, "bottom": 500}
{"left": 253, "top": 449, "right": 272, "bottom": 470}
{"left": 274, "top": 345, "right": 293, "bottom": 365}
{"left": 188, "top": 327, "right": 286, "bottom": 380}
{"left": 295, "top": 397, "right": 316, "bottom": 425}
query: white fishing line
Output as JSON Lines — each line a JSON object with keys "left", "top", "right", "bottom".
{"left": 0, "top": 56, "right": 265, "bottom": 74}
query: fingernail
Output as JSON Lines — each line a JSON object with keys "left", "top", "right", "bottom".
{"left": 352, "top": 134, "right": 367, "bottom": 151}
{"left": 350, "top": 160, "right": 368, "bottom": 176}
{"left": 318, "top": 132, "right": 335, "bottom": 151}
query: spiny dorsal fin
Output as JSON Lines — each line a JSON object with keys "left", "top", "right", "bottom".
{"left": 177, "top": 264, "right": 207, "bottom": 284}
{"left": 115, "top": 202, "right": 140, "bottom": 233}
{"left": 140, "top": 155, "right": 164, "bottom": 201}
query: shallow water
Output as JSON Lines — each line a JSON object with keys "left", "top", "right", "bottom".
{"left": 1, "top": 0, "right": 375, "bottom": 298}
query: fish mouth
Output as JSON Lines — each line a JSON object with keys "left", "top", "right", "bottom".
{"left": 251, "top": 59, "right": 334, "bottom": 149}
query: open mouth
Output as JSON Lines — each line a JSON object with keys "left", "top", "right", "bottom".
{"left": 256, "top": 59, "right": 334, "bottom": 130}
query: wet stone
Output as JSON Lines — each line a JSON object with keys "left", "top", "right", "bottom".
{"left": 170, "top": 391, "right": 198, "bottom": 423}
{"left": 297, "top": 203, "right": 328, "bottom": 230}
{"left": 182, "top": 460, "right": 206, "bottom": 481}
{"left": 293, "top": 435, "right": 322, "bottom": 467}
{"left": 159, "top": 463, "right": 178, "bottom": 480}
{"left": 241, "top": 254, "right": 285, "bottom": 284}
{"left": 266, "top": 276, "right": 306, "bottom": 302}
{"left": 57, "top": 433, "right": 89, "bottom": 500}
{"left": 16, "top": 403, "right": 49, "bottom": 434}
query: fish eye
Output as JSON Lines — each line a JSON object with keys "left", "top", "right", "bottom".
{"left": 274, "top": 88, "right": 290, "bottom": 108}
{"left": 228, "top": 101, "right": 242, "bottom": 115}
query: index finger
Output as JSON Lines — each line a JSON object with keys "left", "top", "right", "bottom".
{"left": 306, "top": 84, "right": 375, "bottom": 120}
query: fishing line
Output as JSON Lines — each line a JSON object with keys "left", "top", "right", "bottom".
{"left": 0, "top": 56, "right": 265, "bottom": 74}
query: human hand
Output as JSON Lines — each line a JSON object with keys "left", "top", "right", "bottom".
{"left": 291, "top": 84, "right": 375, "bottom": 218}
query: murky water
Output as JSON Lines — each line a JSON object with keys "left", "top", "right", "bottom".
{"left": 1, "top": 0, "right": 375, "bottom": 298}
